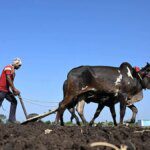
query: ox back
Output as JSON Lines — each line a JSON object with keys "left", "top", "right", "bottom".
{"left": 56, "top": 62, "right": 150, "bottom": 125}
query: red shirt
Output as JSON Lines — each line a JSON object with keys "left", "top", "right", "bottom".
{"left": 0, "top": 65, "right": 15, "bottom": 92}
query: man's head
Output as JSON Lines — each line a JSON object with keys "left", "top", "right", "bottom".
{"left": 12, "top": 58, "right": 22, "bottom": 69}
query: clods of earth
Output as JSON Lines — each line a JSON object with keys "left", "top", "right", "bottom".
{"left": 0, "top": 122, "right": 150, "bottom": 150}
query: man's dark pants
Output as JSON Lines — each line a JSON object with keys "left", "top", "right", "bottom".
{"left": 0, "top": 91, "right": 17, "bottom": 121}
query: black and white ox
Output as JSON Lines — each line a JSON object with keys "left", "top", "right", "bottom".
{"left": 55, "top": 62, "right": 150, "bottom": 126}
{"left": 64, "top": 78, "right": 143, "bottom": 126}
{"left": 69, "top": 91, "right": 143, "bottom": 126}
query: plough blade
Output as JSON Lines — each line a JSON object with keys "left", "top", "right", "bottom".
{"left": 21, "top": 108, "right": 58, "bottom": 125}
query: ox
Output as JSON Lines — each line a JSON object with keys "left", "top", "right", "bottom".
{"left": 56, "top": 62, "right": 150, "bottom": 126}
{"left": 69, "top": 91, "right": 143, "bottom": 126}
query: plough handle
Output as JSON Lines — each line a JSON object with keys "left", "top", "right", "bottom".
{"left": 18, "top": 94, "right": 28, "bottom": 119}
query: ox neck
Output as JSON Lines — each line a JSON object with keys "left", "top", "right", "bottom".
{"left": 137, "top": 71, "right": 147, "bottom": 90}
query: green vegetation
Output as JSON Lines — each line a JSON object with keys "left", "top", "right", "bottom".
{"left": 44, "top": 120, "right": 52, "bottom": 125}
{"left": 43, "top": 120, "right": 139, "bottom": 127}
{"left": 0, "top": 114, "right": 7, "bottom": 124}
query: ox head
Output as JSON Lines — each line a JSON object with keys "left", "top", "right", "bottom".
{"left": 141, "top": 62, "right": 150, "bottom": 89}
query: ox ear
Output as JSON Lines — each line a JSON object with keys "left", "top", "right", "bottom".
{"left": 147, "top": 62, "right": 150, "bottom": 66}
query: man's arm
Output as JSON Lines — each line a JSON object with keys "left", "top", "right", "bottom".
{"left": 6, "top": 75, "right": 20, "bottom": 95}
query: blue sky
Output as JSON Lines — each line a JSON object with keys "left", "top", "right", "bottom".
{"left": 0, "top": 0, "right": 150, "bottom": 123}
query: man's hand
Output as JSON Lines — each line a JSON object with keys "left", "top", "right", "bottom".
{"left": 6, "top": 75, "right": 20, "bottom": 96}
{"left": 13, "top": 88, "right": 20, "bottom": 96}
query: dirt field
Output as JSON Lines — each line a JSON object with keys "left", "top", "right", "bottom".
{"left": 0, "top": 122, "right": 150, "bottom": 150}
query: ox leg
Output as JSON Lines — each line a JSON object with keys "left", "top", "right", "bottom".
{"left": 69, "top": 107, "right": 75, "bottom": 122}
{"left": 109, "top": 105, "right": 117, "bottom": 126}
{"left": 126, "top": 104, "right": 138, "bottom": 123}
{"left": 55, "top": 113, "right": 59, "bottom": 124}
{"left": 55, "top": 111, "right": 60, "bottom": 125}
{"left": 55, "top": 102, "right": 66, "bottom": 126}
{"left": 119, "top": 95, "right": 127, "bottom": 124}
{"left": 68, "top": 107, "right": 80, "bottom": 126}
{"left": 89, "top": 104, "right": 104, "bottom": 126}
{"left": 76, "top": 99, "right": 87, "bottom": 125}
{"left": 58, "top": 95, "right": 76, "bottom": 126}
{"left": 59, "top": 104, "right": 66, "bottom": 126}
{"left": 55, "top": 102, "right": 62, "bottom": 125}
{"left": 55, "top": 112, "right": 62, "bottom": 125}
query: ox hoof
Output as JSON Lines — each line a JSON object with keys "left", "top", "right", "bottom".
{"left": 70, "top": 118, "right": 73, "bottom": 123}
{"left": 114, "top": 123, "right": 118, "bottom": 126}
{"left": 89, "top": 122, "right": 94, "bottom": 127}
{"left": 77, "top": 122, "right": 81, "bottom": 126}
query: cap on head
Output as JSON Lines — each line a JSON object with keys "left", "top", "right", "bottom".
{"left": 12, "top": 58, "right": 22, "bottom": 66}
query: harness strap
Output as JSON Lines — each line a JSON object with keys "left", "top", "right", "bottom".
{"left": 137, "top": 73, "right": 143, "bottom": 81}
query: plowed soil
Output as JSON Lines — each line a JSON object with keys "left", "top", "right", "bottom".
{"left": 0, "top": 122, "right": 150, "bottom": 150}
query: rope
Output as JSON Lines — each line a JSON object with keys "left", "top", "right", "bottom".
{"left": 22, "top": 97, "right": 59, "bottom": 104}
{"left": 22, "top": 99, "right": 58, "bottom": 108}
{"left": 1, "top": 104, "right": 9, "bottom": 117}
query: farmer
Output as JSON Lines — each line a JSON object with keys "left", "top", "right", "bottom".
{"left": 0, "top": 58, "right": 22, "bottom": 123}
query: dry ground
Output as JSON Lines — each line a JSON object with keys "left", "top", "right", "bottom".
{"left": 0, "top": 122, "right": 150, "bottom": 150}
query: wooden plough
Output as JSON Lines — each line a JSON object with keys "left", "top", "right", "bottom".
{"left": 21, "top": 108, "right": 58, "bottom": 124}
{"left": 17, "top": 94, "right": 58, "bottom": 124}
